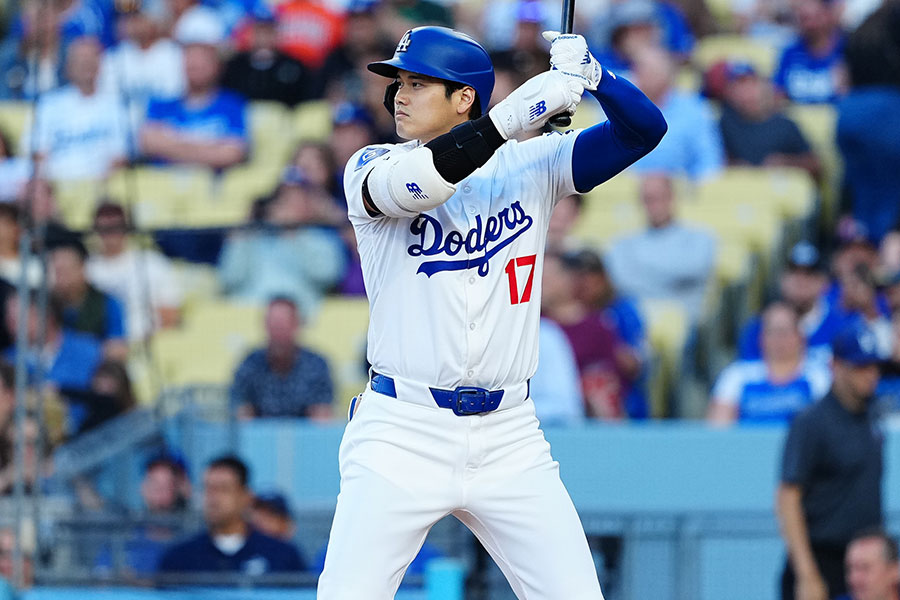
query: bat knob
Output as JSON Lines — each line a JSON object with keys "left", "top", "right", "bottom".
{"left": 549, "top": 113, "right": 572, "bottom": 128}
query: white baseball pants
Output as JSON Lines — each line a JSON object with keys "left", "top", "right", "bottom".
{"left": 317, "top": 385, "right": 604, "bottom": 599}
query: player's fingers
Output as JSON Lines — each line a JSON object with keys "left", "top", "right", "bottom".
{"left": 542, "top": 30, "right": 560, "bottom": 42}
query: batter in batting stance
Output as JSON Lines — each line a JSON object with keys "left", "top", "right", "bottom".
{"left": 318, "top": 26, "right": 666, "bottom": 599}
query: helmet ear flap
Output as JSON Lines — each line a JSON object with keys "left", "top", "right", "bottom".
{"left": 383, "top": 81, "right": 399, "bottom": 116}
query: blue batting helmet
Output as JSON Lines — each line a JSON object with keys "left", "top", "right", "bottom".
{"left": 368, "top": 26, "right": 495, "bottom": 117}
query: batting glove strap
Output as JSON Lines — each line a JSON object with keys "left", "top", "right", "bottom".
{"left": 489, "top": 70, "right": 584, "bottom": 139}
{"left": 542, "top": 30, "right": 602, "bottom": 91}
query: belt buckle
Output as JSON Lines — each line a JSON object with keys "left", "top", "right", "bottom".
{"left": 452, "top": 387, "right": 490, "bottom": 416}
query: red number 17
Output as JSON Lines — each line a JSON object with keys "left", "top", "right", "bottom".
{"left": 504, "top": 254, "right": 537, "bottom": 305}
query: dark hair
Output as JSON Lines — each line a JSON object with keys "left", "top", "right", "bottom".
{"left": 0, "top": 203, "right": 20, "bottom": 224}
{"left": 146, "top": 454, "right": 187, "bottom": 477}
{"left": 850, "top": 527, "right": 900, "bottom": 563}
{"left": 50, "top": 238, "right": 89, "bottom": 262}
{"left": 207, "top": 455, "right": 249, "bottom": 488}
{"left": 0, "top": 362, "right": 14, "bottom": 391}
{"left": 443, "top": 81, "right": 482, "bottom": 120}
{"left": 268, "top": 295, "right": 300, "bottom": 316}
{"left": 92, "top": 360, "right": 136, "bottom": 412}
{"left": 0, "top": 127, "right": 12, "bottom": 159}
{"left": 93, "top": 201, "right": 128, "bottom": 224}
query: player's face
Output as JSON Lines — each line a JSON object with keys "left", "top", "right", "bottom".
{"left": 392, "top": 70, "right": 471, "bottom": 142}
{"left": 846, "top": 538, "right": 899, "bottom": 600}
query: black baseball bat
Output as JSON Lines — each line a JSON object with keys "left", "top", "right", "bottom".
{"left": 548, "top": 0, "right": 576, "bottom": 128}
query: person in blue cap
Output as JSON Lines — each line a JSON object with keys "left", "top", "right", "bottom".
{"left": 777, "top": 321, "right": 884, "bottom": 600}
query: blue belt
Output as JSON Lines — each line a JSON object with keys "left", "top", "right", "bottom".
{"left": 370, "top": 372, "right": 510, "bottom": 416}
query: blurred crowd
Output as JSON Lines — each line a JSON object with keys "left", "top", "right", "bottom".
{"left": 0, "top": 0, "right": 897, "bottom": 584}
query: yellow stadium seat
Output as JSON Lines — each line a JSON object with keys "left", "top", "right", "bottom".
{"left": 294, "top": 100, "right": 333, "bottom": 142}
{"left": 641, "top": 298, "right": 690, "bottom": 417}
{"left": 54, "top": 179, "right": 106, "bottom": 230}
{"left": 693, "top": 35, "right": 778, "bottom": 77}
{"left": 206, "top": 164, "right": 283, "bottom": 226}
{"left": 107, "top": 167, "right": 214, "bottom": 229}
{"left": 785, "top": 104, "right": 840, "bottom": 218}
{"left": 696, "top": 167, "right": 816, "bottom": 220}
{"left": 248, "top": 101, "right": 295, "bottom": 165}
{"left": 151, "top": 302, "right": 265, "bottom": 386}
{"left": 0, "top": 102, "right": 32, "bottom": 151}
{"left": 171, "top": 260, "right": 222, "bottom": 310}
{"left": 304, "top": 296, "right": 370, "bottom": 414}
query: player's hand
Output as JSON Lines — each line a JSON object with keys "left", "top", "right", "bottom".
{"left": 488, "top": 70, "right": 584, "bottom": 140}
{"left": 542, "top": 30, "right": 602, "bottom": 91}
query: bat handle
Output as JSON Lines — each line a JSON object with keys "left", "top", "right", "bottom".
{"left": 549, "top": 113, "right": 572, "bottom": 127}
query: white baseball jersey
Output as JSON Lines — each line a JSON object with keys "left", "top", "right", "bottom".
{"left": 345, "top": 130, "right": 581, "bottom": 391}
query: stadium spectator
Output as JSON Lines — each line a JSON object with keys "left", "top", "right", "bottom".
{"left": 50, "top": 239, "right": 128, "bottom": 361}
{"left": 739, "top": 241, "right": 842, "bottom": 361}
{"left": 590, "top": 0, "right": 695, "bottom": 73}
{"left": 274, "top": 0, "right": 345, "bottom": 70}
{"left": 732, "top": 0, "right": 795, "bottom": 46}
{"left": 542, "top": 251, "right": 637, "bottom": 420}
{"left": 250, "top": 492, "right": 296, "bottom": 542}
{"left": 840, "top": 528, "right": 900, "bottom": 600}
{"left": 93, "top": 453, "right": 192, "bottom": 577}
{"left": 565, "top": 247, "right": 649, "bottom": 419}
{"left": 140, "top": 19, "right": 248, "bottom": 169}
{"left": 17, "top": 178, "right": 78, "bottom": 253}
{"left": 97, "top": 4, "right": 185, "bottom": 119}
{"left": 773, "top": 0, "right": 847, "bottom": 104}
{"left": 830, "top": 264, "right": 894, "bottom": 359}
{"left": 885, "top": 272, "right": 900, "bottom": 318}
{"left": 827, "top": 221, "right": 884, "bottom": 305}
{"left": 836, "top": 3, "right": 900, "bottom": 245}
{"left": 630, "top": 45, "right": 724, "bottom": 180}
{"left": 546, "top": 193, "right": 583, "bottom": 254}
{"left": 708, "top": 302, "right": 831, "bottom": 425}
{"left": 142, "top": 454, "right": 192, "bottom": 514}
{"left": 157, "top": 455, "right": 305, "bottom": 575}
{"left": 290, "top": 141, "right": 340, "bottom": 200}
{"left": 0, "top": 0, "right": 65, "bottom": 99}
{"left": 489, "top": 0, "right": 553, "bottom": 82}
{"left": 719, "top": 62, "right": 822, "bottom": 181}
{"left": 0, "top": 128, "right": 31, "bottom": 201}
{"left": 78, "top": 360, "right": 136, "bottom": 431}
{"left": 87, "top": 202, "right": 182, "bottom": 341}
{"left": 0, "top": 203, "right": 43, "bottom": 288}
{"left": 29, "top": 36, "right": 129, "bottom": 180}
{"left": 218, "top": 172, "right": 346, "bottom": 315}
{"left": 231, "top": 297, "right": 334, "bottom": 420}
{"left": 530, "top": 316, "right": 585, "bottom": 426}
{"left": 0, "top": 526, "right": 34, "bottom": 586}
{"left": 605, "top": 173, "right": 717, "bottom": 325}
{"left": 221, "top": 6, "right": 313, "bottom": 107}
{"left": 166, "top": 0, "right": 227, "bottom": 43}
{"left": 777, "top": 322, "right": 884, "bottom": 600}
{"left": 0, "top": 362, "right": 42, "bottom": 495}
{"left": 4, "top": 292, "right": 103, "bottom": 436}
{"left": 318, "top": 1, "right": 391, "bottom": 101}
{"left": 329, "top": 102, "right": 379, "bottom": 183}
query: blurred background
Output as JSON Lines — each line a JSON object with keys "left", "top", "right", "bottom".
{"left": 0, "top": 0, "right": 898, "bottom": 597}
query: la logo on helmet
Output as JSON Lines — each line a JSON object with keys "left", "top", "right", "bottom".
{"left": 396, "top": 30, "right": 412, "bottom": 53}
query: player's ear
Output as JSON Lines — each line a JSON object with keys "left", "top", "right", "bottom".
{"left": 456, "top": 86, "right": 476, "bottom": 116}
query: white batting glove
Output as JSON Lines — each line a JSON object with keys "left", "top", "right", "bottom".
{"left": 542, "top": 30, "right": 602, "bottom": 91}
{"left": 489, "top": 70, "right": 584, "bottom": 140}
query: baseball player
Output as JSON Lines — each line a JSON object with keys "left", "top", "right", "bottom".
{"left": 318, "top": 26, "right": 667, "bottom": 599}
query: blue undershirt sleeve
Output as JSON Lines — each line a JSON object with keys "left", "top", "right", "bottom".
{"left": 571, "top": 71, "right": 668, "bottom": 192}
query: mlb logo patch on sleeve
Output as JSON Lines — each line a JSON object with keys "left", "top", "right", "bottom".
{"left": 356, "top": 147, "right": 390, "bottom": 171}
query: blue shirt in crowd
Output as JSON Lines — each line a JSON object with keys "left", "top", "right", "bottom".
{"left": 773, "top": 34, "right": 846, "bottom": 104}
{"left": 230, "top": 347, "right": 334, "bottom": 417}
{"left": 711, "top": 358, "right": 832, "bottom": 424}
{"left": 145, "top": 89, "right": 247, "bottom": 154}
{"left": 604, "top": 296, "right": 649, "bottom": 419}
{"left": 4, "top": 329, "right": 103, "bottom": 433}
{"left": 631, "top": 90, "right": 724, "bottom": 180}
{"left": 157, "top": 528, "right": 305, "bottom": 574}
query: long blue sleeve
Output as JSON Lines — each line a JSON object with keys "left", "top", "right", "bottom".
{"left": 571, "top": 70, "right": 668, "bottom": 192}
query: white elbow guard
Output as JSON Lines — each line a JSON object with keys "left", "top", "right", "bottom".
{"left": 366, "top": 147, "right": 457, "bottom": 218}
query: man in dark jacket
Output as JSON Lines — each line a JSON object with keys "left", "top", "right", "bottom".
{"left": 157, "top": 455, "right": 304, "bottom": 576}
